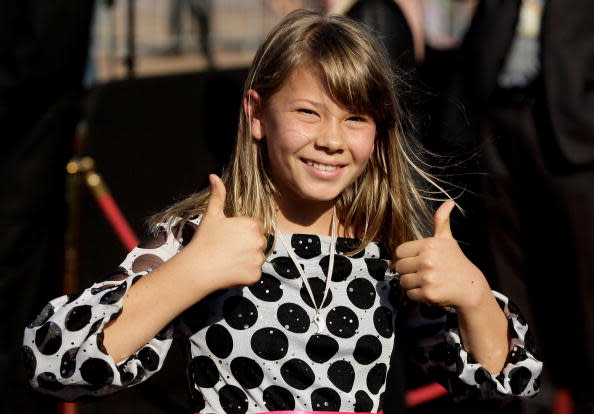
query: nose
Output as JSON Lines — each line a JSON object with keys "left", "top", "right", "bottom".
{"left": 314, "top": 119, "right": 345, "bottom": 153}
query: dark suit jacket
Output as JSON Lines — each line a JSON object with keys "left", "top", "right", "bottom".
{"left": 442, "top": 0, "right": 594, "bottom": 168}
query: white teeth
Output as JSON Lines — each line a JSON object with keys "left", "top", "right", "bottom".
{"left": 305, "top": 160, "right": 339, "bottom": 171}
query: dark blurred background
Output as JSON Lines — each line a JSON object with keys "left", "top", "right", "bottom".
{"left": 2, "top": 1, "right": 593, "bottom": 414}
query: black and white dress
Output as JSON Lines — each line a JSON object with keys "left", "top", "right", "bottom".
{"left": 23, "top": 218, "right": 542, "bottom": 413}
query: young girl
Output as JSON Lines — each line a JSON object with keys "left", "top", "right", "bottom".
{"left": 24, "top": 9, "right": 541, "bottom": 413}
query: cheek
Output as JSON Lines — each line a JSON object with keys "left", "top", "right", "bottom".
{"left": 350, "top": 134, "right": 376, "bottom": 165}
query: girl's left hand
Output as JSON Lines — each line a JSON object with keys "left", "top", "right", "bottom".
{"left": 395, "top": 200, "right": 492, "bottom": 311}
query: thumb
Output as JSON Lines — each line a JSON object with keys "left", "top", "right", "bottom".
{"left": 205, "top": 174, "right": 227, "bottom": 219}
{"left": 434, "top": 199, "right": 456, "bottom": 239}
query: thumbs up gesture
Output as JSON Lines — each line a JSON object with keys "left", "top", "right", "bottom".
{"left": 183, "top": 174, "right": 267, "bottom": 291}
{"left": 395, "top": 200, "right": 491, "bottom": 310}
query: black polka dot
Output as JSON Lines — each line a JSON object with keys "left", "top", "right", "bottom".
{"left": 80, "top": 358, "right": 114, "bottom": 385}
{"left": 354, "top": 390, "right": 373, "bottom": 412}
{"left": 138, "top": 227, "right": 168, "bottom": 249}
{"left": 271, "top": 256, "right": 302, "bottom": 279}
{"left": 311, "top": 387, "right": 341, "bottom": 411}
{"left": 251, "top": 328, "right": 288, "bottom": 360}
{"left": 509, "top": 366, "right": 532, "bottom": 395}
{"left": 91, "top": 283, "right": 119, "bottom": 295}
{"left": 367, "top": 363, "right": 387, "bottom": 394}
{"left": 22, "top": 346, "right": 36, "bottom": 379}
{"left": 365, "top": 258, "right": 388, "bottom": 281}
{"left": 35, "top": 321, "right": 62, "bottom": 355}
{"left": 172, "top": 221, "right": 197, "bottom": 247}
{"left": 327, "top": 360, "right": 355, "bottom": 392}
{"left": 86, "top": 319, "right": 102, "bottom": 338}
{"left": 117, "top": 364, "right": 134, "bottom": 386}
{"left": 320, "top": 254, "right": 352, "bottom": 282}
{"left": 263, "top": 385, "right": 295, "bottom": 411}
{"left": 326, "top": 306, "right": 359, "bottom": 338}
{"left": 347, "top": 278, "right": 376, "bottom": 309}
{"left": 129, "top": 365, "right": 146, "bottom": 386}
{"left": 223, "top": 296, "right": 258, "bottom": 330}
{"left": 100, "top": 266, "right": 129, "bottom": 282}
{"left": 305, "top": 334, "right": 339, "bottom": 363}
{"left": 28, "top": 302, "right": 55, "bottom": 328}
{"left": 353, "top": 335, "right": 382, "bottom": 365}
{"left": 291, "top": 234, "right": 322, "bottom": 259}
{"left": 377, "top": 243, "right": 392, "bottom": 259}
{"left": 509, "top": 346, "right": 529, "bottom": 364}
{"left": 191, "top": 387, "right": 206, "bottom": 412}
{"left": 131, "top": 254, "right": 164, "bottom": 273}
{"left": 248, "top": 273, "right": 283, "bottom": 302}
{"left": 474, "top": 367, "right": 492, "bottom": 384}
{"left": 138, "top": 347, "right": 160, "bottom": 371}
{"left": 60, "top": 347, "right": 78, "bottom": 378}
{"left": 336, "top": 238, "right": 365, "bottom": 258}
{"left": 205, "top": 324, "right": 233, "bottom": 359}
{"left": 65, "top": 292, "right": 83, "bottom": 304}
{"left": 189, "top": 355, "right": 219, "bottom": 388}
{"left": 65, "top": 305, "right": 92, "bottom": 332}
{"left": 299, "top": 277, "right": 333, "bottom": 309}
{"left": 107, "top": 308, "right": 121, "bottom": 322}
{"left": 277, "top": 303, "right": 309, "bottom": 333}
{"left": 219, "top": 384, "right": 249, "bottom": 414}
{"left": 182, "top": 303, "right": 210, "bottom": 333}
{"left": 373, "top": 306, "right": 394, "bottom": 338}
{"left": 99, "top": 282, "right": 127, "bottom": 305}
{"left": 280, "top": 358, "right": 315, "bottom": 390}
{"left": 230, "top": 357, "right": 263, "bottom": 389}
{"left": 37, "top": 372, "right": 64, "bottom": 391}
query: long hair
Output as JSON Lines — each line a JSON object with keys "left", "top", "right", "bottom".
{"left": 151, "top": 9, "right": 438, "bottom": 263}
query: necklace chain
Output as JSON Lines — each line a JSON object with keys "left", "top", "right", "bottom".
{"left": 273, "top": 207, "right": 337, "bottom": 333}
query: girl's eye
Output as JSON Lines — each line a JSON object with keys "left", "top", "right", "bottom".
{"left": 297, "top": 108, "right": 317, "bottom": 115}
{"left": 348, "top": 115, "right": 368, "bottom": 122}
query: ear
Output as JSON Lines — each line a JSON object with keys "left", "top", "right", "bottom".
{"left": 243, "top": 89, "right": 265, "bottom": 140}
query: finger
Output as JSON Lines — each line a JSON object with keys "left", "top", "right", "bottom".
{"left": 205, "top": 174, "right": 227, "bottom": 218}
{"left": 399, "top": 273, "right": 422, "bottom": 290}
{"left": 434, "top": 199, "right": 456, "bottom": 239}
{"left": 395, "top": 257, "right": 419, "bottom": 276}
{"left": 395, "top": 239, "right": 425, "bottom": 259}
{"left": 405, "top": 288, "right": 426, "bottom": 304}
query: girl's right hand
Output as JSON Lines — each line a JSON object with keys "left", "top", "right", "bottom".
{"left": 182, "top": 174, "right": 267, "bottom": 292}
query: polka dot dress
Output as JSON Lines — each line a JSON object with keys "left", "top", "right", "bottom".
{"left": 23, "top": 218, "right": 543, "bottom": 412}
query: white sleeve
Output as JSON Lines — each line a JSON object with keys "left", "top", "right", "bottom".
{"left": 22, "top": 219, "right": 193, "bottom": 401}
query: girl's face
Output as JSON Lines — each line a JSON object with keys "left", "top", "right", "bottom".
{"left": 249, "top": 67, "right": 377, "bottom": 210}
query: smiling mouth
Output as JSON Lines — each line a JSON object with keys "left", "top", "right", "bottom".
{"left": 303, "top": 159, "right": 343, "bottom": 171}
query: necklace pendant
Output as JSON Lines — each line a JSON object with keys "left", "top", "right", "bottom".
{"left": 313, "top": 313, "right": 324, "bottom": 333}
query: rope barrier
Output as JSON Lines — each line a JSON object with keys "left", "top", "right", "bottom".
{"left": 67, "top": 156, "right": 139, "bottom": 251}
{"left": 405, "top": 382, "right": 448, "bottom": 407}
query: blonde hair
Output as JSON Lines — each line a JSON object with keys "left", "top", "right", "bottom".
{"left": 151, "top": 9, "right": 437, "bottom": 262}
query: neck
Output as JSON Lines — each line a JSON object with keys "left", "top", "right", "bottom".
{"left": 274, "top": 197, "right": 338, "bottom": 236}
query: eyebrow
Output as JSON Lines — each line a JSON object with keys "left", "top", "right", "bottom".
{"left": 293, "top": 99, "right": 324, "bottom": 109}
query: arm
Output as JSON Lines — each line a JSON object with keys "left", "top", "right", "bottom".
{"left": 102, "top": 174, "right": 266, "bottom": 362}
{"left": 395, "top": 201, "right": 542, "bottom": 398}
{"left": 23, "top": 175, "right": 266, "bottom": 400}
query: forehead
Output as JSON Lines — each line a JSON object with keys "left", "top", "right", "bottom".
{"left": 270, "top": 66, "right": 358, "bottom": 113}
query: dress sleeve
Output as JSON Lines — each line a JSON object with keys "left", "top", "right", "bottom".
{"left": 22, "top": 219, "right": 192, "bottom": 401}
{"left": 396, "top": 289, "right": 543, "bottom": 400}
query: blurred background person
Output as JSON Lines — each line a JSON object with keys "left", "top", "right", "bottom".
{"left": 428, "top": 0, "right": 594, "bottom": 412}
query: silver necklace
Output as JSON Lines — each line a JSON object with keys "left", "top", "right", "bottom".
{"left": 273, "top": 207, "right": 337, "bottom": 333}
